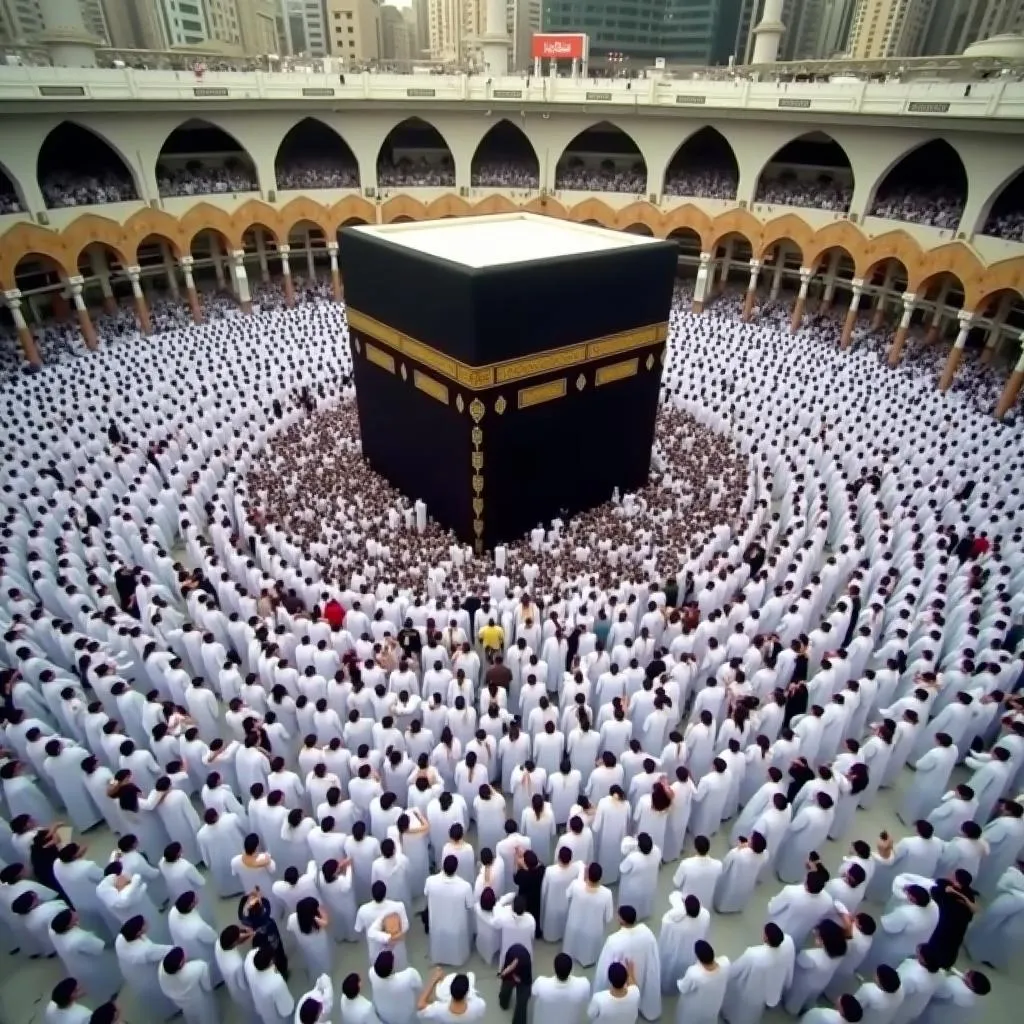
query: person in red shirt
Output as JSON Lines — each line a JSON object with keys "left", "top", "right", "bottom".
{"left": 971, "top": 534, "right": 991, "bottom": 559}
{"left": 323, "top": 597, "right": 345, "bottom": 630}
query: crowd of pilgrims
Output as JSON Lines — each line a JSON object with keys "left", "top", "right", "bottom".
{"left": 276, "top": 163, "right": 361, "bottom": 191}
{"left": 0, "top": 274, "right": 1023, "bottom": 1024}
{"left": 663, "top": 170, "right": 738, "bottom": 201}
{"left": 867, "top": 189, "right": 964, "bottom": 231}
{"left": 377, "top": 163, "right": 456, "bottom": 189}
{"left": 470, "top": 163, "right": 541, "bottom": 190}
{"left": 157, "top": 166, "right": 260, "bottom": 198}
{"left": 555, "top": 165, "right": 648, "bottom": 194}
{"left": 40, "top": 173, "right": 138, "bottom": 210}
{"left": 754, "top": 180, "right": 853, "bottom": 214}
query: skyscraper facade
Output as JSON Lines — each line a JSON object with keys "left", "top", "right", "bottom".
{"left": 847, "top": 0, "right": 934, "bottom": 59}
{"left": 540, "top": 0, "right": 748, "bottom": 65}
{"left": 920, "top": 0, "right": 1024, "bottom": 55}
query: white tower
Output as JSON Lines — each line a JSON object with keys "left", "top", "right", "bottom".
{"left": 481, "top": 0, "right": 511, "bottom": 74}
{"left": 751, "top": 0, "right": 786, "bottom": 64}
{"left": 38, "top": 0, "right": 99, "bottom": 67}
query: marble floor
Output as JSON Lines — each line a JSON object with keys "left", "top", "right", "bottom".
{"left": 1, "top": 763, "right": 1019, "bottom": 1024}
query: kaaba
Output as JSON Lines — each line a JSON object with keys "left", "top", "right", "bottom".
{"left": 339, "top": 213, "right": 677, "bottom": 552}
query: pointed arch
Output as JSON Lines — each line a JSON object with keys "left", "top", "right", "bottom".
{"left": 468, "top": 194, "right": 519, "bottom": 217}
{"left": 566, "top": 198, "right": 616, "bottom": 228}
{"left": 624, "top": 223, "right": 654, "bottom": 236}
{"left": 124, "top": 209, "right": 186, "bottom": 262}
{"left": 180, "top": 203, "right": 242, "bottom": 252}
{"left": 156, "top": 118, "right": 258, "bottom": 198}
{"left": 555, "top": 121, "right": 647, "bottom": 194}
{"left": 64, "top": 215, "right": 133, "bottom": 270}
{"left": 0, "top": 223, "right": 72, "bottom": 287}
{"left": 980, "top": 165, "right": 1024, "bottom": 240}
{"left": 868, "top": 139, "right": 967, "bottom": 230}
{"left": 234, "top": 198, "right": 285, "bottom": 244}
{"left": 663, "top": 127, "right": 738, "bottom": 199}
{"left": 470, "top": 119, "right": 539, "bottom": 189}
{"left": 380, "top": 196, "right": 428, "bottom": 223}
{"left": 377, "top": 117, "right": 455, "bottom": 189}
{"left": 326, "top": 196, "right": 376, "bottom": 232}
{"left": 275, "top": 117, "right": 359, "bottom": 190}
{"left": 36, "top": 121, "right": 139, "bottom": 209}
{"left": 0, "top": 160, "right": 25, "bottom": 214}
{"left": 754, "top": 131, "right": 854, "bottom": 212}
{"left": 134, "top": 233, "right": 184, "bottom": 282}
{"left": 667, "top": 227, "right": 703, "bottom": 261}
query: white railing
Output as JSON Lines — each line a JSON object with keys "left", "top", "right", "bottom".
{"left": 0, "top": 65, "right": 1022, "bottom": 119}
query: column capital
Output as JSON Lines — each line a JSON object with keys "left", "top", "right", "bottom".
{"left": 3, "top": 288, "right": 22, "bottom": 304}
{"left": 179, "top": 255, "right": 195, "bottom": 268}
{"left": 851, "top": 277, "right": 864, "bottom": 289}
{"left": 901, "top": 291, "right": 917, "bottom": 306}
{"left": 699, "top": 251, "right": 712, "bottom": 263}
{"left": 327, "top": 241, "right": 339, "bottom": 254}
{"left": 278, "top": 244, "right": 291, "bottom": 255}
{"left": 957, "top": 309, "right": 974, "bottom": 325}
{"left": 126, "top": 265, "right": 142, "bottom": 280}
{"left": 748, "top": 259, "right": 761, "bottom": 271}
{"left": 67, "top": 274, "right": 85, "bottom": 288}
{"left": 798, "top": 266, "right": 812, "bottom": 280}
{"left": 231, "top": 250, "right": 246, "bottom": 262}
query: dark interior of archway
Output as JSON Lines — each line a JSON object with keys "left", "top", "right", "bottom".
{"left": 756, "top": 133, "right": 852, "bottom": 209}
{"left": 13, "top": 256, "right": 63, "bottom": 292}
{"left": 561, "top": 122, "right": 643, "bottom": 158}
{"left": 377, "top": 119, "right": 454, "bottom": 187}
{"left": 0, "top": 167, "right": 20, "bottom": 212}
{"left": 135, "top": 235, "right": 178, "bottom": 275}
{"left": 471, "top": 120, "right": 539, "bottom": 188}
{"left": 275, "top": 118, "right": 359, "bottom": 188}
{"left": 664, "top": 127, "right": 738, "bottom": 198}
{"left": 983, "top": 167, "right": 1024, "bottom": 238}
{"left": 872, "top": 140, "right": 968, "bottom": 207}
{"left": 78, "top": 246, "right": 137, "bottom": 303}
{"left": 816, "top": 247, "right": 857, "bottom": 282}
{"left": 157, "top": 120, "right": 258, "bottom": 196}
{"left": 556, "top": 123, "right": 646, "bottom": 192}
{"left": 624, "top": 223, "right": 654, "bottom": 235}
{"left": 37, "top": 122, "right": 138, "bottom": 208}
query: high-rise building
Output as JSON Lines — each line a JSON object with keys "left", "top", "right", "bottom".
{"left": 510, "top": 0, "right": 540, "bottom": 69}
{"left": 428, "top": 0, "right": 461, "bottom": 61}
{"left": 540, "top": 0, "right": 748, "bottom": 65}
{"left": 99, "top": 0, "right": 166, "bottom": 48}
{"left": 0, "top": 0, "right": 111, "bottom": 44}
{"left": 920, "top": 0, "right": 1024, "bottom": 55}
{"left": 281, "top": 0, "right": 330, "bottom": 55}
{"left": 380, "top": 3, "right": 409, "bottom": 59}
{"left": 237, "top": 0, "right": 280, "bottom": 54}
{"left": 847, "top": 0, "right": 934, "bottom": 59}
{"left": 776, "top": 0, "right": 857, "bottom": 58}
{"left": 408, "top": 0, "right": 429, "bottom": 57}
{"left": 326, "top": 0, "right": 380, "bottom": 63}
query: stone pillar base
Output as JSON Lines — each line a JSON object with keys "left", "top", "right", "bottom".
{"left": 841, "top": 309, "right": 857, "bottom": 349}
{"left": 187, "top": 288, "right": 203, "bottom": 324}
{"left": 790, "top": 297, "right": 806, "bottom": 333}
{"left": 240, "top": 299, "right": 253, "bottom": 315}
{"left": 742, "top": 289, "right": 755, "bottom": 321}
{"left": 77, "top": 308, "right": 98, "bottom": 349}
{"left": 939, "top": 347, "right": 963, "bottom": 391}
{"left": 980, "top": 345, "right": 997, "bottom": 365}
{"left": 102, "top": 295, "right": 117, "bottom": 315}
{"left": 691, "top": 299, "right": 704, "bottom": 315}
{"left": 284, "top": 276, "right": 295, "bottom": 307}
{"left": 887, "top": 327, "right": 909, "bottom": 366}
{"left": 331, "top": 269, "right": 342, "bottom": 303}
{"left": 996, "top": 370, "right": 1024, "bottom": 418}
{"left": 18, "top": 326, "right": 41, "bottom": 366}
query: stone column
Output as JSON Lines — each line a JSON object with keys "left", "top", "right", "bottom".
{"left": 180, "top": 256, "right": 203, "bottom": 324}
{"left": 769, "top": 258, "right": 784, "bottom": 301}
{"left": 51, "top": 287, "right": 71, "bottom": 321}
{"left": 742, "top": 259, "right": 760, "bottom": 321}
{"left": 938, "top": 312, "right": 974, "bottom": 391}
{"left": 870, "top": 264, "right": 896, "bottom": 330}
{"left": 995, "top": 341, "right": 1024, "bottom": 419}
{"left": 3, "top": 289, "right": 41, "bottom": 366}
{"left": 328, "top": 242, "right": 342, "bottom": 302}
{"left": 305, "top": 231, "right": 316, "bottom": 281}
{"left": 127, "top": 266, "right": 151, "bottom": 335}
{"left": 232, "top": 250, "right": 252, "bottom": 314}
{"left": 718, "top": 239, "right": 734, "bottom": 295}
{"left": 68, "top": 276, "right": 98, "bottom": 350}
{"left": 211, "top": 242, "right": 227, "bottom": 290}
{"left": 161, "top": 242, "right": 180, "bottom": 299}
{"left": 280, "top": 243, "right": 295, "bottom": 306}
{"left": 256, "top": 232, "right": 270, "bottom": 282}
{"left": 819, "top": 250, "right": 841, "bottom": 313}
{"left": 692, "top": 252, "right": 712, "bottom": 314}
{"left": 924, "top": 280, "right": 952, "bottom": 343}
{"left": 887, "top": 292, "right": 917, "bottom": 366}
{"left": 91, "top": 248, "right": 117, "bottom": 314}
{"left": 980, "top": 292, "right": 1013, "bottom": 364}
{"left": 790, "top": 266, "right": 812, "bottom": 332}
{"left": 840, "top": 278, "right": 865, "bottom": 349}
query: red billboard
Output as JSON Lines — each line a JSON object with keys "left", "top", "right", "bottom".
{"left": 531, "top": 33, "right": 587, "bottom": 60}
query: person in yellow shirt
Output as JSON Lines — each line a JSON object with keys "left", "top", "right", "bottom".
{"left": 478, "top": 619, "right": 504, "bottom": 662}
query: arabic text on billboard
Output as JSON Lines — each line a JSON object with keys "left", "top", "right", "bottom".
{"left": 532, "top": 34, "right": 585, "bottom": 60}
